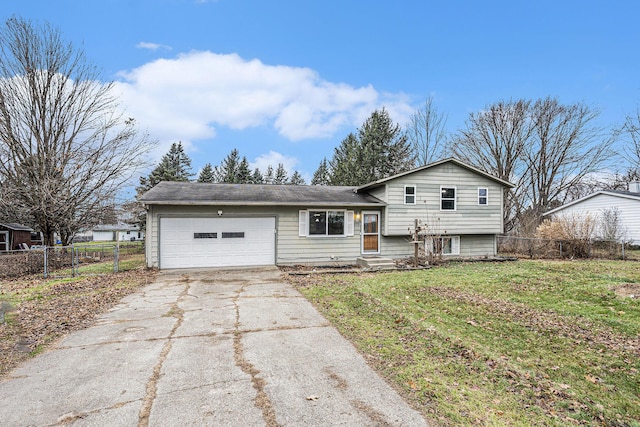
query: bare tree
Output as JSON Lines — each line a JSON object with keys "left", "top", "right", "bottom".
{"left": 451, "top": 99, "right": 532, "bottom": 232}
{"left": 622, "top": 108, "right": 640, "bottom": 172}
{"left": 524, "top": 97, "right": 613, "bottom": 219}
{"left": 406, "top": 96, "right": 448, "bottom": 165}
{"left": 0, "top": 17, "right": 152, "bottom": 246}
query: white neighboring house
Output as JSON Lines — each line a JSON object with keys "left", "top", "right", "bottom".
{"left": 543, "top": 182, "right": 640, "bottom": 244}
{"left": 93, "top": 223, "right": 144, "bottom": 242}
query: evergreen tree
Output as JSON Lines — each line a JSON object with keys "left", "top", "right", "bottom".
{"left": 197, "top": 163, "right": 215, "bottom": 183}
{"left": 329, "top": 133, "right": 362, "bottom": 185}
{"left": 311, "top": 157, "right": 331, "bottom": 185}
{"left": 220, "top": 149, "right": 241, "bottom": 183}
{"left": 237, "top": 157, "right": 252, "bottom": 183}
{"left": 263, "top": 165, "right": 274, "bottom": 184}
{"left": 329, "top": 108, "right": 413, "bottom": 186}
{"left": 288, "top": 171, "right": 306, "bottom": 185}
{"left": 274, "top": 163, "right": 288, "bottom": 184}
{"left": 251, "top": 168, "right": 264, "bottom": 184}
{"left": 136, "top": 141, "right": 193, "bottom": 229}
{"left": 137, "top": 141, "right": 193, "bottom": 195}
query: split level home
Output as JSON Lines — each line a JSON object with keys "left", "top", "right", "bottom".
{"left": 543, "top": 182, "right": 640, "bottom": 244}
{"left": 139, "top": 158, "right": 514, "bottom": 269}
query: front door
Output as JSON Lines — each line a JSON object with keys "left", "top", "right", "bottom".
{"left": 362, "top": 212, "right": 380, "bottom": 254}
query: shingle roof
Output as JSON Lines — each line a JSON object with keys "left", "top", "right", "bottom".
{"left": 0, "top": 223, "right": 34, "bottom": 231}
{"left": 93, "top": 223, "right": 139, "bottom": 232}
{"left": 139, "top": 182, "right": 385, "bottom": 206}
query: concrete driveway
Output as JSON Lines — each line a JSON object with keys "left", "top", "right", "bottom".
{"left": 0, "top": 267, "right": 428, "bottom": 426}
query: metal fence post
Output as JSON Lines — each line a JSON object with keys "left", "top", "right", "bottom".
{"left": 113, "top": 245, "right": 119, "bottom": 273}
{"left": 43, "top": 246, "right": 48, "bottom": 278}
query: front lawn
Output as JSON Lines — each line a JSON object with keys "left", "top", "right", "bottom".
{"left": 289, "top": 260, "right": 640, "bottom": 426}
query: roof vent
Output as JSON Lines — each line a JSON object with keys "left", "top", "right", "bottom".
{"left": 629, "top": 182, "right": 640, "bottom": 193}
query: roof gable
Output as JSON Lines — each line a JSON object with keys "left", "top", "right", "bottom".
{"left": 356, "top": 158, "right": 515, "bottom": 191}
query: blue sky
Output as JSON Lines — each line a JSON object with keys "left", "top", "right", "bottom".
{"left": 4, "top": 0, "right": 640, "bottom": 187}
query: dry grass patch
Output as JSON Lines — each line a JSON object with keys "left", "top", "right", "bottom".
{"left": 0, "top": 257, "right": 155, "bottom": 376}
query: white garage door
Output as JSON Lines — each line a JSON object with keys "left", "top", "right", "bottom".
{"left": 160, "top": 217, "right": 275, "bottom": 269}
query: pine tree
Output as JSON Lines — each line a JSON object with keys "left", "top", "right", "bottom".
{"left": 251, "top": 168, "right": 264, "bottom": 184}
{"left": 197, "top": 163, "right": 215, "bottom": 183}
{"left": 136, "top": 141, "right": 193, "bottom": 229}
{"left": 237, "top": 157, "right": 252, "bottom": 183}
{"left": 288, "top": 171, "right": 306, "bottom": 185}
{"left": 137, "top": 141, "right": 193, "bottom": 195}
{"left": 329, "top": 109, "right": 414, "bottom": 185}
{"left": 220, "top": 149, "right": 241, "bottom": 183}
{"left": 311, "top": 157, "right": 331, "bottom": 185}
{"left": 329, "top": 133, "right": 362, "bottom": 185}
{"left": 274, "top": 163, "right": 288, "bottom": 184}
{"left": 263, "top": 165, "right": 274, "bottom": 184}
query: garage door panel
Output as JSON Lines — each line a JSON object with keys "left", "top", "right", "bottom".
{"left": 159, "top": 217, "right": 275, "bottom": 269}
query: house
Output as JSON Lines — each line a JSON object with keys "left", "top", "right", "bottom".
{"left": 139, "top": 158, "right": 514, "bottom": 269}
{"left": 0, "top": 223, "right": 34, "bottom": 251}
{"left": 543, "top": 182, "right": 640, "bottom": 243}
{"left": 93, "top": 223, "right": 145, "bottom": 242}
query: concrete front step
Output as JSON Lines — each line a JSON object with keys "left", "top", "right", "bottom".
{"left": 356, "top": 257, "right": 396, "bottom": 270}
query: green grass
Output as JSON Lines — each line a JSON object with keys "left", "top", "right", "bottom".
{"left": 56, "top": 254, "right": 146, "bottom": 276}
{"left": 294, "top": 260, "right": 640, "bottom": 426}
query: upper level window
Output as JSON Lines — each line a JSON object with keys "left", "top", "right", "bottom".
{"left": 308, "top": 210, "right": 345, "bottom": 236}
{"left": 440, "top": 187, "right": 456, "bottom": 210}
{"left": 404, "top": 185, "right": 416, "bottom": 204}
{"left": 478, "top": 188, "right": 488, "bottom": 205}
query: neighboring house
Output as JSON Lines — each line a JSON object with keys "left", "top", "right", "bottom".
{"left": 139, "top": 158, "right": 514, "bottom": 269}
{"left": 0, "top": 223, "right": 34, "bottom": 251}
{"left": 543, "top": 182, "right": 640, "bottom": 243}
{"left": 93, "top": 223, "right": 145, "bottom": 242}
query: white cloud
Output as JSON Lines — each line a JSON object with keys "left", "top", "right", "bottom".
{"left": 251, "top": 151, "right": 298, "bottom": 173}
{"left": 136, "top": 42, "right": 172, "bottom": 51}
{"left": 112, "top": 51, "right": 413, "bottom": 146}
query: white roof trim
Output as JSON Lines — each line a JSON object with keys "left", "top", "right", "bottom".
{"left": 543, "top": 191, "right": 640, "bottom": 216}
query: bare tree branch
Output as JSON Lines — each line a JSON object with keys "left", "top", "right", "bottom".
{"left": 0, "top": 17, "right": 153, "bottom": 245}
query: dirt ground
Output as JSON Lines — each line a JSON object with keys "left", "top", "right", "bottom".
{"left": 0, "top": 268, "right": 156, "bottom": 377}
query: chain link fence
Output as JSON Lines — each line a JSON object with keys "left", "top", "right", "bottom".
{"left": 497, "top": 236, "right": 637, "bottom": 260}
{"left": 0, "top": 242, "right": 145, "bottom": 279}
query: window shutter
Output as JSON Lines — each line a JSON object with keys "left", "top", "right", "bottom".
{"left": 346, "top": 211, "right": 354, "bottom": 236}
{"left": 452, "top": 236, "right": 460, "bottom": 255}
{"left": 298, "top": 210, "right": 308, "bottom": 237}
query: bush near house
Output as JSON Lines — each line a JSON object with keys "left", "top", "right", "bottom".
{"left": 289, "top": 260, "right": 640, "bottom": 426}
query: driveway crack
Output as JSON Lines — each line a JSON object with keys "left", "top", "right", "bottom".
{"left": 232, "top": 285, "right": 281, "bottom": 427}
{"left": 137, "top": 275, "right": 189, "bottom": 427}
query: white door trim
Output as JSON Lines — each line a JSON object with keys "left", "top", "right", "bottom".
{"left": 361, "top": 211, "right": 380, "bottom": 254}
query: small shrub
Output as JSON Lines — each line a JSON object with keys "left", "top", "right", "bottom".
{"left": 536, "top": 213, "right": 597, "bottom": 258}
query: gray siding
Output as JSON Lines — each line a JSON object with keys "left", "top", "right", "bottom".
{"left": 380, "top": 234, "right": 496, "bottom": 259}
{"left": 146, "top": 205, "right": 363, "bottom": 267}
{"left": 369, "top": 162, "right": 504, "bottom": 236}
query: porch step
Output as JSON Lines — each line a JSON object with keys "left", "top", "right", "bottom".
{"left": 357, "top": 257, "right": 396, "bottom": 270}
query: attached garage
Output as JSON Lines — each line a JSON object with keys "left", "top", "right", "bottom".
{"left": 159, "top": 216, "right": 276, "bottom": 269}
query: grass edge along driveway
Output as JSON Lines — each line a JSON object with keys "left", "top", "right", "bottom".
{"left": 289, "top": 260, "right": 640, "bottom": 427}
